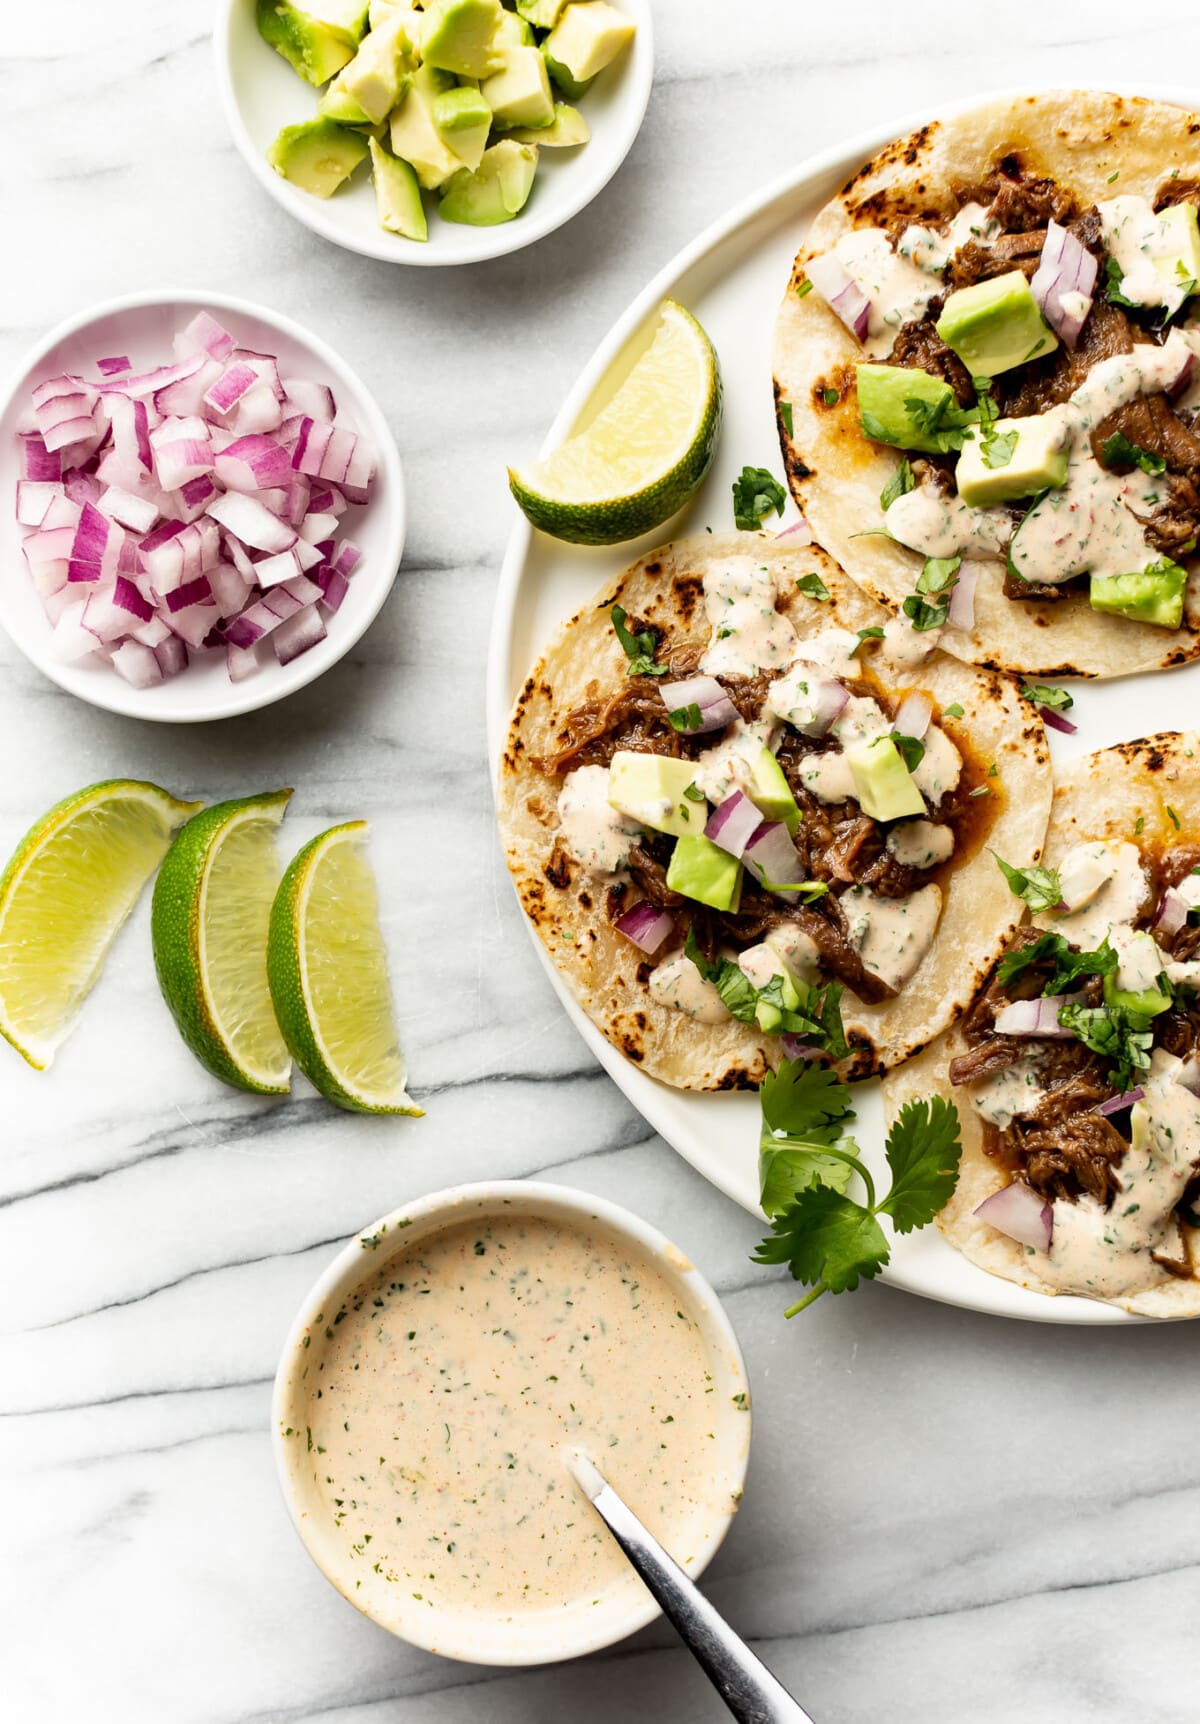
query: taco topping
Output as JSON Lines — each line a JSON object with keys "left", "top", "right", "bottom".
{"left": 802, "top": 158, "right": 1200, "bottom": 635}
{"left": 950, "top": 841, "right": 1200, "bottom": 1296}
{"left": 538, "top": 559, "right": 993, "bottom": 1044}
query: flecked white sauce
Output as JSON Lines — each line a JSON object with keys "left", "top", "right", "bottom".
{"left": 910, "top": 726, "right": 962, "bottom": 807}
{"left": 557, "top": 766, "right": 643, "bottom": 874}
{"left": 691, "top": 717, "right": 778, "bottom": 805}
{"left": 896, "top": 203, "right": 999, "bottom": 274}
{"left": 648, "top": 953, "right": 729, "bottom": 1023}
{"left": 699, "top": 559, "right": 796, "bottom": 678}
{"left": 1039, "top": 1054, "right": 1200, "bottom": 1296}
{"left": 833, "top": 228, "right": 940, "bottom": 357}
{"left": 885, "top": 486, "right": 1011, "bottom": 559}
{"left": 295, "top": 1213, "right": 736, "bottom": 1620}
{"left": 971, "top": 1059, "right": 1046, "bottom": 1129}
{"left": 842, "top": 883, "right": 942, "bottom": 990}
{"left": 1099, "top": 195, "right": 1197, "bottom": 315}
{"left": 887, "top": 819, "right": 955, "bottom": 869}
{"left": 1032, "top": 840, "right": 1149, "bottom": 947}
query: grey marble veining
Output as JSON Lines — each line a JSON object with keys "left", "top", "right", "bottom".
{"left": 4, "top": 3, "right": 1200, "bottom": 1720}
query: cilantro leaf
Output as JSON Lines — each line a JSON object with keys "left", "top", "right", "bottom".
{"left": 942, "top": 702, "right": 964, "bottom": 718}
{"left": 668, "top": 702, "right": 703, "bottom": 733}
{"left": 1104, "top": 254, "right": 1137, "bottom": 309}
{"left": 902, "top": 554, "right": 961, "bottom": 632}
{"left": 996, "top": 931, "right": 1117, "bottom": 994}
{"left": 879, "top": 1096, "right": 962, "bottom": 1233}
{"left": 1100, "top": 431, "right": 1166, "bottom": 477}
{"left": 733, "top": 466, "right": 787, "bottom": 531}
{"left": 780, "top": 400, "right": 794, "bottom": 438}
{"left": 919, "top": 555, "right": 963, "bottom": 594}
{"left": 903, "top": 394, "right": 978, "bottom": 453}
{"left": 1020, "top": 682, "right": 1074, "bottom": 713}
{"left": 981, "top": 427, "right": 1019, "bottom": 470}
{"left": 611, "top": 604, "right": 666, "bottom": 677}
{"left": 880, "top": 458, "right": 915, "bottom": 511}
{"left": 994, "top": 854, "right": 1063, "bottom": 913}
{"left": 759, "top": 1062, "right": 857, "bottom": 1210}
{"left": 795, "top": 571, "right": 831, "bottom": 602}
{"left": 890, "top": 731, "right": 926, "bottom": 773}
{"left": 1057, "top": 999, "right": 1155, "bottom": 1093}
{"left": 753, "top": 1184, "right": 889, "bottom": 1295}
{"left": 854, "top": 625, "right": 886, "bottom": 651}
{"left": 795, "top": 279, "right": 814, "bottom": 299}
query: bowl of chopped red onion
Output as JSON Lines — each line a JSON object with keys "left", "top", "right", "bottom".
{"left": 0, "top": 290, "right": 405, "bottom": 722}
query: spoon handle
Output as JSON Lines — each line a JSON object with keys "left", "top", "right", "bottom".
{"left": 573, "top": 1457, "right": 816, "bottom": 1724}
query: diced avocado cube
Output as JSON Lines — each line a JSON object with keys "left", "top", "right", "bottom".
{"left": 608, "top": 751, "right": 702, "bottom": 839}
{"left": 433, "top": 85, "right": 493, "bottom": 171}
{"left": 846, "top": 737, "right": 925, "bottom": 821}
{"left": 324, "top": 9, "right": 419, "bottom": 123}
{"left": 543, "top": 49, "right": 593, "bottom": 101}
{"left": 267, "top": 118, "right": 370, "bottom": 197}
{"left": 857, "top": 364, "right": 957, "bottom": 455}
{"left": 319, "top": 82, "right": 372, "bottom": 123}
{"left": 1089, "top": 559, "right": 1187, "bottom": 631}
{"left": 755, "top": 999, "right": 783, "bottom": 1034}
{"left": 1154, "top": 203, "right": 1200, "bottom": 299}
{"left": 439, "top": 138, "right": 538, "bottom": 224}
{"left": 256, "top": 0, "right": 369, "bottom": 85}
{"left": 936, "top": 271, "right": 1058, "bottom": 377}
{"left": 955, "top": 414, "right": 1069, "bottom": 508}
{"left": 482, "top": 45, "right": 555, "bottom": 129}
{"left": 543, "top": 1, "right": 635, "bottom": 82}
{"left": 496, "top": 7, "right": 536, "bottom": 46}
{"left": 517, "top": 0, "right": 568, "bottom": 26}
{"left": 390, "top": 80, "right": 464, "bottom": 189}
{"left": 666, "top": 836, "right": 743, "bottom": 913}
{"left": 1104, "top": 968, "right": 1171, "bottom": 1020}
{"left": 744, "top": 748, "right": 800, "bottom": 834}
{"left": 507, "top": 101, "right": 590, "bottom": 147}
{"left": 421, "top": 0, "right": 506, "bottom": 77}
{"left": 368, "top": 137, "right": 427, "bottom": 239}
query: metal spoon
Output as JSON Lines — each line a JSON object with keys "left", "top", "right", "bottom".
{"left": 568, "top": 1450, "right": 816, "bottom": 1724}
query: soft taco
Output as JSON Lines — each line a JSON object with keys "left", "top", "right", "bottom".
{"left": 497, "top": 533, "right": 1052, "bottom": 1088}
{"left": 774, "top": 90, "right": 1200, "bottom": 679}
{"left": 883, "top": 734, "right": 1200, "bottom": 1317}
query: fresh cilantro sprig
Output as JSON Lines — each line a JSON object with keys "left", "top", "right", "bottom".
{"left": 733, "top": 466, "right": 787, "bottom": 531}
{"left": 898, "top": 395, "right": 978, "bottom": 453}
{"left": 1057, "top": 999, "right": 1156, "bottom": 1095}
{"left": 1019, "top": 682, "right": 1074, "bottom": 714}
{"left": 994, "top": 853, "right": 1063, "bottom": 913}
{"left": 880, "top": 458, "right": 915, "bottom": 511}
{"left": 753, "top": 1061, "right": 962, "bottom": 1315}
{"left": 902, "top": 554, "right": 961, "bottom": 632}
{"left": 611, "top": 604, "right": 666, "bottom": 677}
{"left": 1100, "top": 432, "right": 1166, "bottom": 477}
{"left": 997, "top": 931, "right": 1117, "bottom": 993}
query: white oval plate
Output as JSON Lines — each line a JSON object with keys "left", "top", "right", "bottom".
{"left": 215, "top": 0, "right": 653, "bottom": 267}
{"left": 488, "top": 84, "right": 1200, "bottom": 1326}
{"left": 0, "top": 289, "right": 405, "bottom": 723}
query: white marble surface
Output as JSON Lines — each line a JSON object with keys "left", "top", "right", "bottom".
{"left": 4, "top": 4, "right": 1200, "bottom": 1720}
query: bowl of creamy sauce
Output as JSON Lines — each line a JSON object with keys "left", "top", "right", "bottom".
{"left": 273, "top": 1181, "right": 751, "bottom": 1664}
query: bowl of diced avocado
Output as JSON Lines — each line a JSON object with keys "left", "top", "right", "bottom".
{"left": 216, "top": 0, "right": 652, "bottom": 264}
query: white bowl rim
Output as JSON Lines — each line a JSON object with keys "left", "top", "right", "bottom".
{"left": 271, "top": 1177, "right": 752, "bottom": 1665}
{"left": 0, "top": 286, "right": 406, "bottom": 723}
{"left": 213, "top": 0, "right": 654, "bottom": 267}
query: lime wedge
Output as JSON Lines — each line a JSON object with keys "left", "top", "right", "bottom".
{"left": 0, "top": 779, "right": 202, "bottom": 1069}
{"left": 151, "top": 790, "right": 293, "bottom": 1095}
{"left": 267, "top": 821, "right": 421, "bottom": 1115}
{"left": 508, "top": 298, "right": 722, "bottom": 545}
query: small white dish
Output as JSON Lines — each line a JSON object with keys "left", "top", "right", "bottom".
{"left": 273, "top": 1180, "right": 751, "bottom": 1665}
{"left": 215, "top": 0, "right": 653, "bottom": 267}
{"left": 0, "top": 289, "right": 405, "bottom": 723}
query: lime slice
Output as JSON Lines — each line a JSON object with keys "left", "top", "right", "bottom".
{"left": 0, "top": 779, "right": 202, "bottom": 1070}
{"left": 267, "top": 821, "right": 420, "bottom": 1116}
{"left": 151, "top": 790, "right": 294, "bottom": 1095}
{"left": 508, "top": 298, "right": 722, "bottom": 545}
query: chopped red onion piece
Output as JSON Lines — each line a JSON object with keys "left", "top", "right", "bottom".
{"left": 974, "top": 1182, "right": 1053, "bottom": 1251}
{"left": 992, "top": 993, "right": 1084, "bottom": 1038}
{"left": 743, "top": 821, "right": 804, "bottom": 902}
{"left": 214, "top": 433, "right": 293, "bottom": 493}
{"left": 615, "top": 900, "right": 674, "bottom": 954}
{"left": 166, "top": 574, "right": 214, "bottom": 613}
{"left": 1094, "top": 1087, "right": 1145, "bottom": 1117}
{"left": 150, "top": 415, "right": 213, "bottom": 490}
{"left": 101, "top": 354, "right": 205, "bottom": 401}
{"left": 775, "top": 516, "right": 814, "bottom": 544}
{"left": 98, "top": 485, "right": 159, "bottom": 533}
{"left": 164, "top": 599, "right": 219, "bottom": 649}
{"left": 131, "top": 614, "right": 172, "bottom": 649}
{"left": 154, "top": 635, "right": 188, "bottom": 678}
{"left": 273, "top": 605, "right": 327, "bottom": 665}
{"left": 1030, "top": 221, "right": 1097, "bottom": 351}
{"left": 1154, "top": 888, "right": 1188, "bottom": 938}
{"left": 62, "top": 467, "right": 103, "bottom": 507}
{"left": 208, "top": 562, "right": 252, "bottom": 617}
{"left": 112, "top": 575, "right": 154, "bottom": 622}
{"left": 155, "top": 359, "right": 224, "bottom": 419}
{"left": 53, "top": 600, "right": 101, "bottom": 661}
{"left": 110, "top": 640, "right": 162, "bottom": 688}
{"left": 892, "top": 692, "right": 932, "bottom": 740}
{"left": 658, "top": 674, "right": 738, "bottom": 734}
{"left": 320, "top": 568, "right": 350, "bottom": 613}
{"left": 300, "top": 511, "right": 339, "bottom": 545}
{"left": 332, "top": 541, "right": 361, "bottom": 578}
{"left": 946, "top": 563, "right": 978, "bottom": 632}
{"left": 204, "top": 361, "right": 260, "bottom": 416}
{"left": 282, "top": 377, "right": 336, "bottom": 421}
{"left": 21, "top": 434, "right": 61, "bottom": 482}
{"left": 781, "top": 1035, "right": 821, "bottom": 1061}
{"left": 96, "top": 356, "right": 131, "bottom": 377}
{"left": 255, "top": 549, "right": 304, "bottom": 588}
{"left": 206, "top": 491, "right": 297, "bottom": 553}
{"left": 804, "top": 251, "right": 872, "bottom": 342}
{"left": 68, "top": 502, "right": 120, "bottom": 583}
{"left": 16, "top": 481, "right": 58, "bottom": 528}
{"left": 227, "top": 642, "right": 260, "bottom": 683}
{"left": 1037, "top": 704, "right": 1077, "bottom": 736}
{"left": 179, "top": 311, "right": 235, "bottom": 364}
{"left": 705, "top": 791, "right": 763, "bottom": 859}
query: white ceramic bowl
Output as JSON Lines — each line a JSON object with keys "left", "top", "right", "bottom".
{"left": 215, "top": 0, "right": 653, "bottom": 266}
{"left": 273, "top": 1180, "right": 751, "bottom": 1664}
{"left": 0, "top": 289, "right": 405, "bottom": 723}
